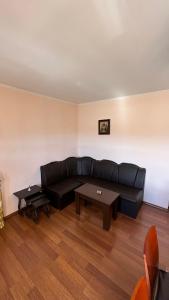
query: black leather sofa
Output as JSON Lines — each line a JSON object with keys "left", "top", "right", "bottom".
{"left": 40, "top": 157, "right": 146, "bottom": 218}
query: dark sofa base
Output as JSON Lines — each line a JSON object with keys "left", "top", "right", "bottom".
{"left": 119, "top": 197, "right": 143, "bottom": 218}
{"left": 48, "top": 190, "right": 75, "bottom": 210}
{"left": 48, "top": 193, "right": 142, "bottom": 219}
{"left": 47, "top": 184, "right": 142, "bottom": 219}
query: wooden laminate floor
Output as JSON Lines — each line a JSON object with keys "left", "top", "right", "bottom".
{"left": 0, "top": 203, "right": 169, "bottom": 300}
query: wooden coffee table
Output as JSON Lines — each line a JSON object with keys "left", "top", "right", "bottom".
{"left": 74, "top": 183, "right": 119, "bottom": 230}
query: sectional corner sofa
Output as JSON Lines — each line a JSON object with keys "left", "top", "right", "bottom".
{"left": 40, "top": 157, "right": 146, "bottom": 218}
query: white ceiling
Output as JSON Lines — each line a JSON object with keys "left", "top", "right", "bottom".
{"left": 0, "top": 0, "right": 169, "bottom": 103}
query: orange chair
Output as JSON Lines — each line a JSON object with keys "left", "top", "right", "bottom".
{"left": 131, "top": 276, "right": 149, "bottom": 300}
{"left": 144, "top": 225, "right": 169, "bottom": 300}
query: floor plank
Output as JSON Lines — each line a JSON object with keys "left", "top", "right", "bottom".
{"left": 0, "top": 203, "right": 169, "bottom": 299}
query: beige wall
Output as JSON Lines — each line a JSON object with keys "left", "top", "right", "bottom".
{"left": 1, "top": 85, "right": 169, "bottom": 215}
{"left": 78, "top": 90, "right": 169, "bottom": 209}
{"left": 0, "top": 85, "right": 78, "bottom": 216}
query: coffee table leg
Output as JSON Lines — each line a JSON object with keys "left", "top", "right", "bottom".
{"left": 112, "top": 198, "right": 118, "bottom": 220}
{"left": 103, "top": 205, "right": 112, "bottom": 230}
{"left": 75, "top": 193, "right": 80, "bottom": 215}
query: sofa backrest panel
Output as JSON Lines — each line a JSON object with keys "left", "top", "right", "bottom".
{"left": 41, "top": 160, "right": 67, "bottom": 187}
{"left": 92, "top": 159, "right": 118, "bottom": 182}
{"left": 67, "top": 157, "right": 93, "bottom": 176}
{"left": 118, "top": 163, "right": 140, "bottom": 187}
{"left": 79, "top": 157, "right": 93, "bottom": 176}
{"left": 41, "top": 158, "right": 146, "bottom": 191}
{"left": 67, "top": 157, "right": 78, "bottom": 176}
{"left": 134, "top": 168, "right": 146, "bottom": 189}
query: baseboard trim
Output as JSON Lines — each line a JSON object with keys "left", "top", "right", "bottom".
{"left": 4, "top": 210, "right": 18, "bottom": 220}
{"left": 4, "top": 202, "right": 168, "bottom": 220}
{"left": 144, "top": 201, "right": 168, "bottom": 212}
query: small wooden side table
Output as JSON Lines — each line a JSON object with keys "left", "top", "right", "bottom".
{"left": 14, "top": 185, "right": 50, "bottom": 223}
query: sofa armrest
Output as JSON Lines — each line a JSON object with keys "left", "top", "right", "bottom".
{"left": 134, "top": 168, "right": 146, "bottom": 189}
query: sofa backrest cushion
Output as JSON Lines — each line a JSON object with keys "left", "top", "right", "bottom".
{"left": 91, "top": 159, "right": 118, "bottom": 182}
{"left": 41, "top": 160, "right": 67, "bottom": 187}
{"left": 78, "top": 157, "right": 93, "bottom": 176}
{"left": 67, "top": 157, "right": 78, "bottom": 176}
{"left": 118, "top": 163, "right": 143, "bottom": 188}
{"left": 41, "top": 157, "right": 146, "bottom": 190}
{"left": 67, "top": 156, "right": 93, "bottom": 176}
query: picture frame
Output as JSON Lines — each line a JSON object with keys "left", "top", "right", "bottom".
{"left": 98, "top": 119, "right": 110, "bottom": 135}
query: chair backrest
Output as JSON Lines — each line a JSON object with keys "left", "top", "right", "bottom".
{"left": 143, "top": 225, "right": 159, "bottom": 299}
{"left": 131, "top": 276, "right": 149, "bottom": 300}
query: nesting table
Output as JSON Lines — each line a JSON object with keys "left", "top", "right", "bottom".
{"left": 14, "top": 185, "right": 50, "bottom": 223}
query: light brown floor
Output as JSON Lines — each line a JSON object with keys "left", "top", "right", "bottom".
{"left": 0, "top": 203, "right": 169, "bottom": 300}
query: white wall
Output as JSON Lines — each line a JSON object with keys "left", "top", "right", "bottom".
{"left": 78, "top": 90, "right": 169, "bottom": 209}
{"left": 0, "top": 85, "right": 78, "bottom": 216}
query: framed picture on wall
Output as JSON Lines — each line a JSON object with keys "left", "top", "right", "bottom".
{"left": 98, "top": 119, "right": 110, "bottom": 135}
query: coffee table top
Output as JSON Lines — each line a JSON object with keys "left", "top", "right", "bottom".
{"left": 75, "top": 183, "right": 119, "bottom": 206}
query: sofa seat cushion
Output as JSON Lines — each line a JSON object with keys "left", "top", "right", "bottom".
{"left": 75, "top": 176, "right": 94, "bottom": 184}
{"left": 75, "top": 176, "right": 111, "bottom": 187}
{"left": 111, "top": 183, "right": 142, "bottom": 203}
{"left": 101, "top": 182, "right": 142, "bottom": 203}
{"left": 46, "top": 178, "right": 82, "bottom": 199}
{"left": 75, "top": 176, "right": 142, "bottom": 203}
